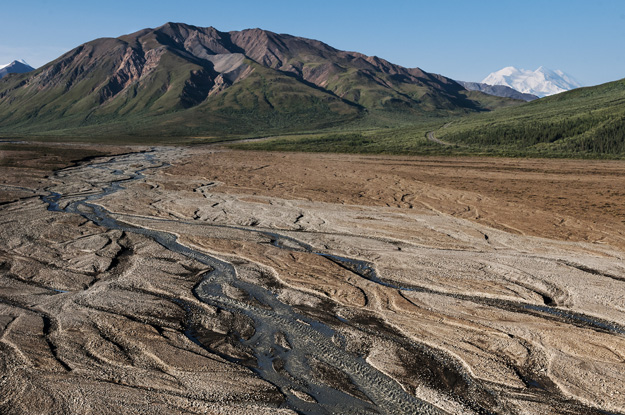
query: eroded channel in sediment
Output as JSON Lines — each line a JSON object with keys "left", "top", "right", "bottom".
{"left": 39, "top": 147, "right": 625, "bottom": 415}
{"left": 41, "top": 149, "right": 448, "bottom": 415}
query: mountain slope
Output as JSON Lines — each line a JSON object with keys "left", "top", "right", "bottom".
{"left": 0, "top": 23, "right": 517, "bottom": 138}
{"left": 0, "top": 60, "right": 35, "bottom": 79}
{"left": 482, "top": 66, "right": 582, "bottom": 97}
{"left": 457, "top": 81, "right": 538, "bottom": 101}
{"left": 435, "top": 78, "right": 625, "bottom": 156}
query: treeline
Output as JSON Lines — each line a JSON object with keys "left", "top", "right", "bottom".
{"left": 445, "top": 114, "right": 625, "bottom": 155}
{"left": 576, "top": 117, "right": 625, "bottom": 154}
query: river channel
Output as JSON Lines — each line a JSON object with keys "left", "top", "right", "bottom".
{"left": 41, "top": 148, "right": 447, "bottom": 415}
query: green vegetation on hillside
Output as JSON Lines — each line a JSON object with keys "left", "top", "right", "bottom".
{"left": 1, "top": 22, "right": 622, "bottom": 158}
{"left": 231, "top": 120, "right": 460, "bottom": 155}
{"left": 433, "top": 79, "right": 625, "bottom": 157}
{"left": 0, "top": 23, "right": 519, "bottom": 141}
{"left": 235, "top": 78, "right": 625, "bottom": 158}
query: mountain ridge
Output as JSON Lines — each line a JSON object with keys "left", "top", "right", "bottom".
{"left": 456, "top": 81, "right": 538, "bottom": 101}
{"left": 0, "top": 22, "right": 517, "bottom": 138}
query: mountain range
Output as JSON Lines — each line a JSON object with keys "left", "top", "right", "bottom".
{"left": 456, "top": 81, "right": 538, "bottom": 101}
{"left": 0, "top": 22, "right": 518, "bottom": 138}
{"left": 0, "top": 60, "right": 34, "bottom": 79}
{"left": 482, "top": 66, "right": 582, "bottom": 98}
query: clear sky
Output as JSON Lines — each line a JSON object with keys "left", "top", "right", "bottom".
{"left": 1, "top": 0, "right": 623, "bottom": 86}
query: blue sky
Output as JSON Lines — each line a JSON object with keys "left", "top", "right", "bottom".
{"left": 1, "top": 0, "right": 623, "bottom": 86}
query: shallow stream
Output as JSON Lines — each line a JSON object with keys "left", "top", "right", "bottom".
{"left": 42, "top": 148, "right": 445, "bottom": 415}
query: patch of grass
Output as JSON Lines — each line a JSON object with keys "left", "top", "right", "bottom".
{"left": 230, "top": 119, "right": 455, "bottom": 155}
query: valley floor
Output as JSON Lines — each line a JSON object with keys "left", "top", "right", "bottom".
{"left": 1, "top": 143, "right": 625, "bottom": 414}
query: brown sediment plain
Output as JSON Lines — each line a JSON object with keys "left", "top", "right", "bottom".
{"left": 1, "top": 144, "right": 625, "bottom": 414}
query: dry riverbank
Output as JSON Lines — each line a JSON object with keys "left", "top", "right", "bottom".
{"left": 1, "top": 144, "right": 624, "bottom": 414}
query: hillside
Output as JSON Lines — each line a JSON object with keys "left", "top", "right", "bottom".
{"left": 236, "top": 78, "right": 625, "bottom": 158}
{"left": 457, "top": 81, "right": 538, "bottom": 101}
{"left": 433, "top": 78, "right": 625, "bottom": 156}
{"left": 0, "top": 23, "right": 516, "bottom": 139}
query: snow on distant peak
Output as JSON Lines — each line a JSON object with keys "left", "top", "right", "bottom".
{"left": 482, "top": 66, "right": 582, "bottom": 98}
{"left": 1, "top": 60, "right": 30, "bottom": 69}
{"left": 497, "top": 66, "right": 522, "bottom": 76}
{"left": 0, "top": 60, "right": 35, "bottom": 79}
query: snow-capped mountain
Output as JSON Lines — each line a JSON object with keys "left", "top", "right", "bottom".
{"left": 482, "top": 66, "right": 582, "bottom": 98}
{"left": 0, "top": 60, "right": 35, "bottom": 78}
